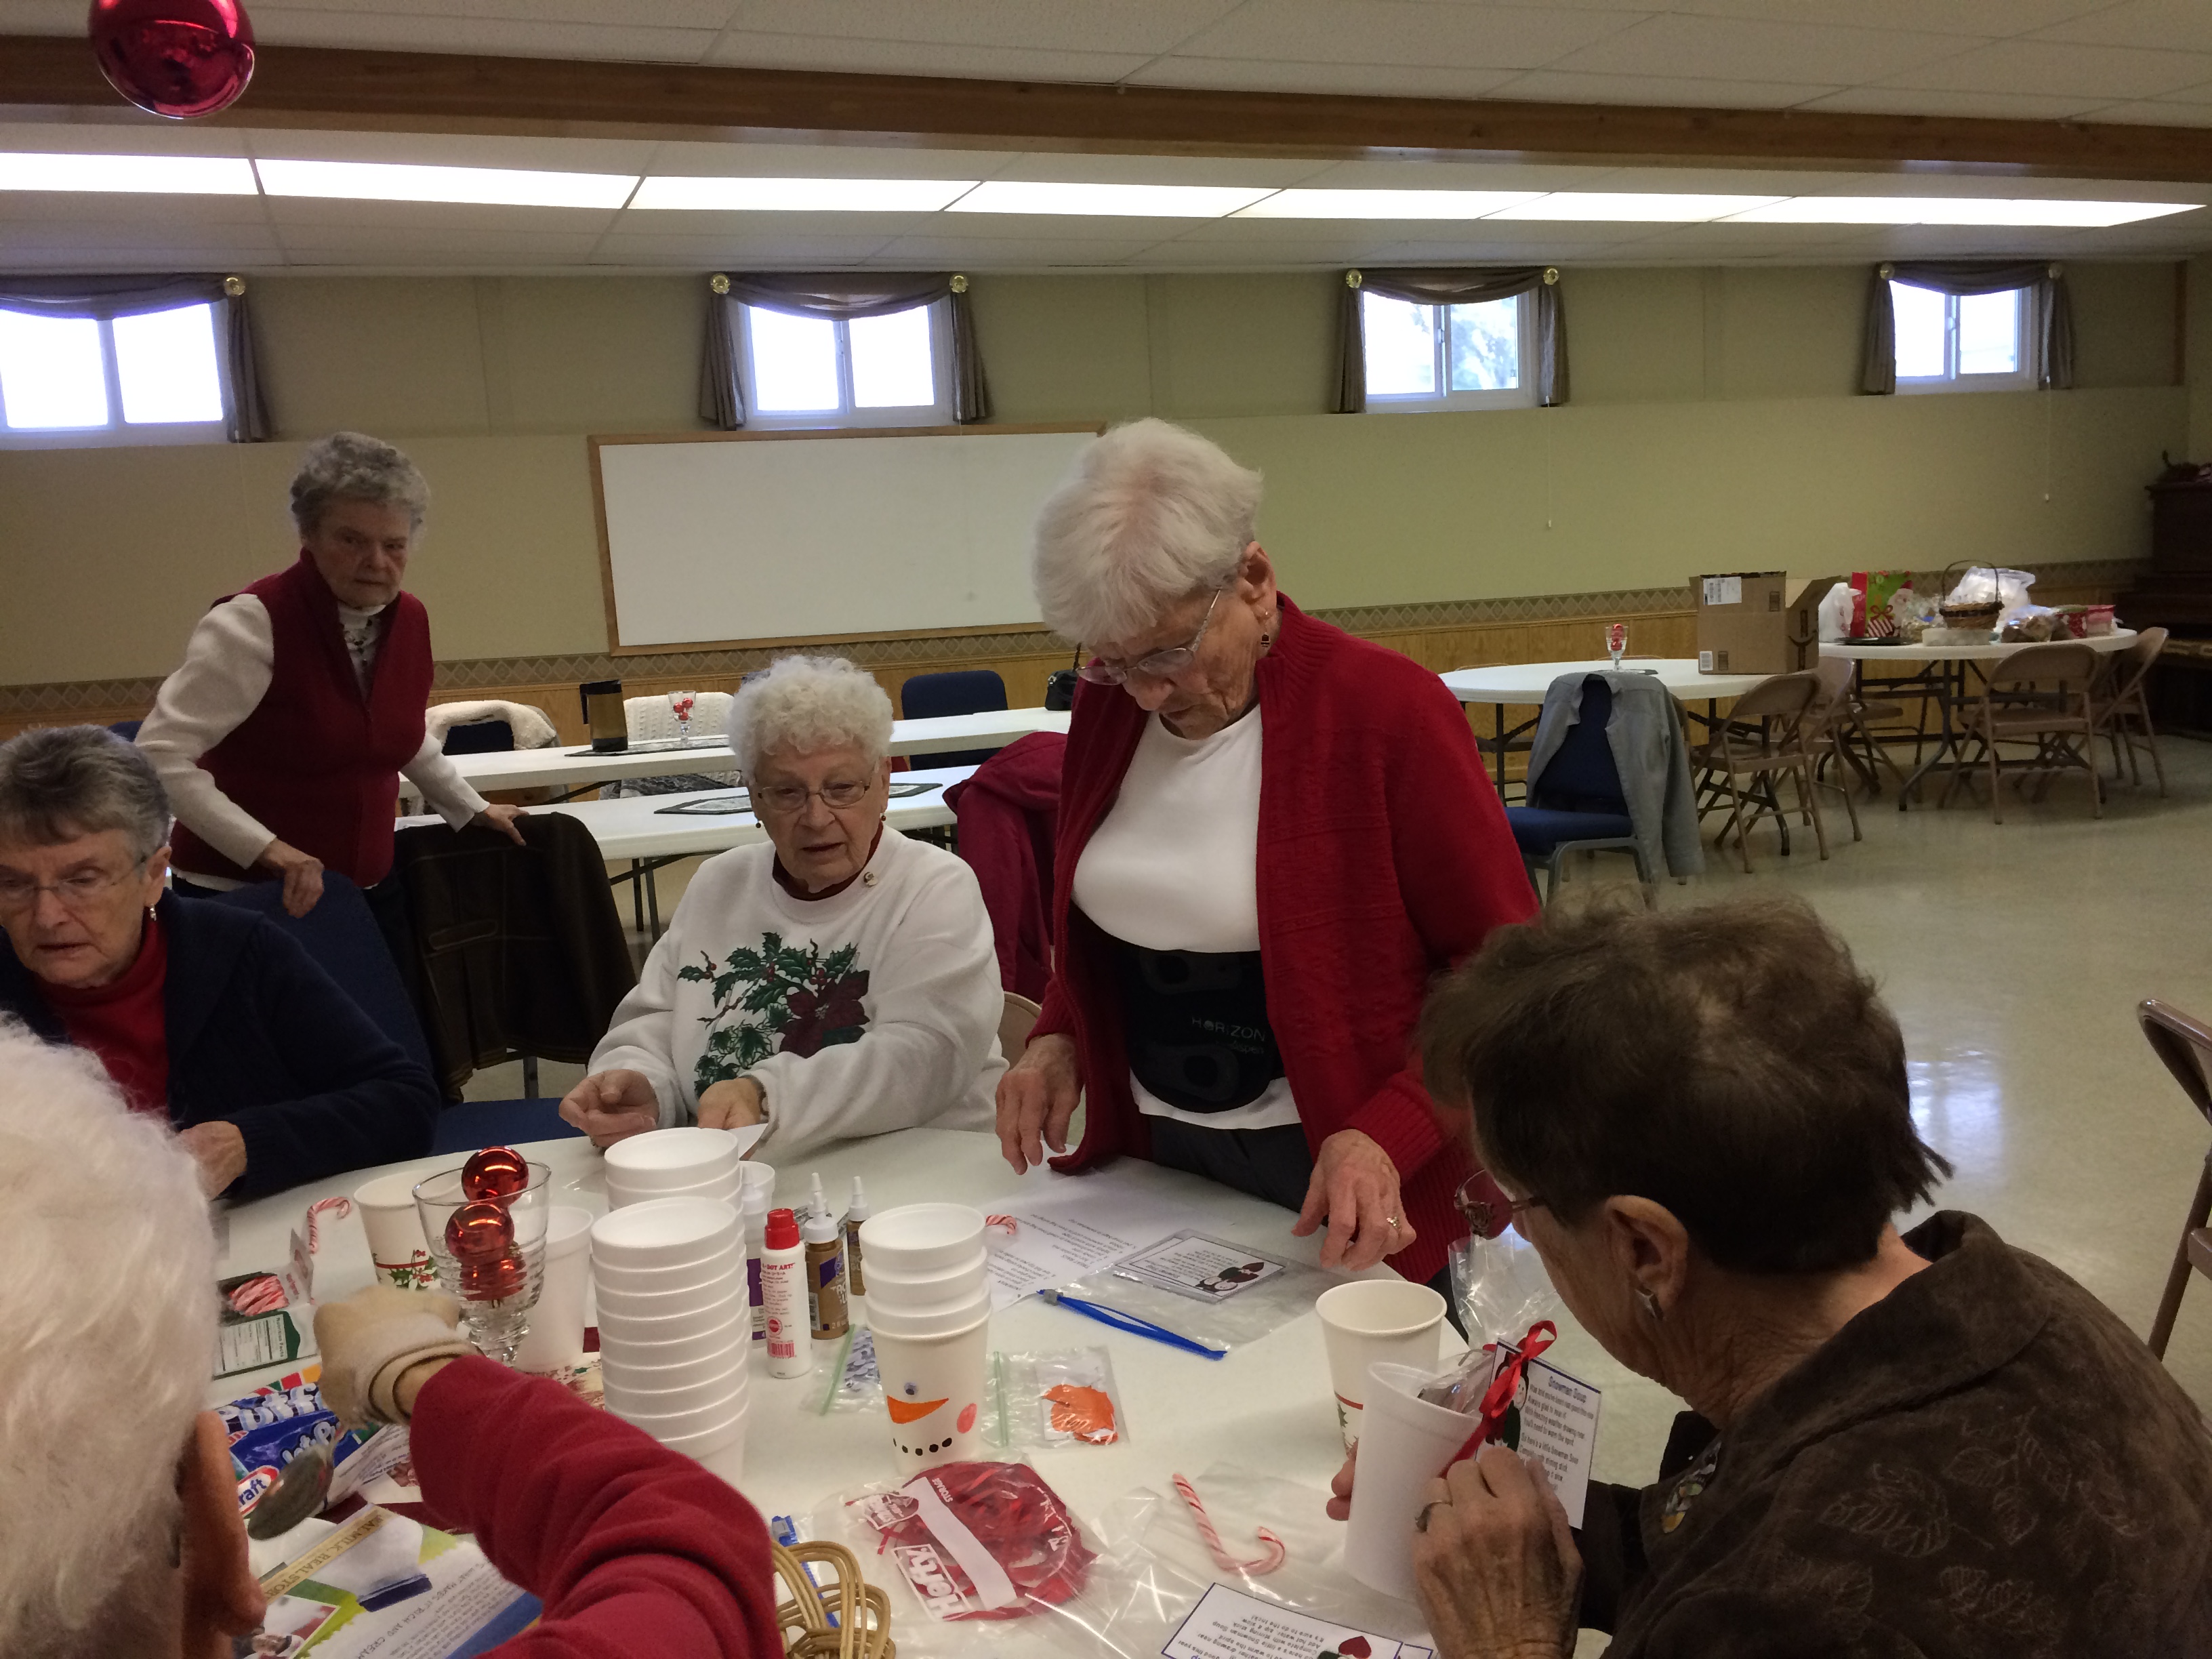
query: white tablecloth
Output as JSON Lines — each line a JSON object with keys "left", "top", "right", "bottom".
{"left": 1441, "top": 657, "right": 1774, "bottom": 704}
{"left": 1821, "top": 630, "right": 2137, "bottom": 664}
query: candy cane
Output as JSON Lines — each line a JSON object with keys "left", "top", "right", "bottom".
{"left": 227, "top": 1274, "right": 289, "bottom": 1316}
{"left": 305, "top": 1195, "right": 352, "bottom": 1254}
{"left": 1172, "top": 1473, "right": 1285, "bottom": 1576}
{"left": 984, "top": 1214, "right": 1019, "bottom": 1237}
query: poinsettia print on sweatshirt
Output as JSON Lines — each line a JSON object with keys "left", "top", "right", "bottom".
{"left": 590, "top": 828, "right": 1004, "bottom": 1159}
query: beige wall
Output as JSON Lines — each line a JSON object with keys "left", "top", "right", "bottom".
{"left": 0, "top": 260, "right": 2185, "bottom": 686}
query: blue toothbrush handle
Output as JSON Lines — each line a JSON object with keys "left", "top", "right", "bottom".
{"left": 1052, "top": 1292, "right": 1225, "bottom": 1359}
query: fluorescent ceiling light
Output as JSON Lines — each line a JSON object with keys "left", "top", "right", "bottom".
{"left": 254, "top": 159, "right": 637, "bottom": 209}
{"left": 1723, "top": 196, "right": 2198, "bottom": 227}
{"left": 1488, "top": 193, "right": 1785, "bottom": 222}
{"left": 1237, "top": 188, "right": 1544, "bottom": 220}
{"left": 0, "top": 152, "right": 258, "bottom": 195}
{"left": 949, "top": 181, "right": 1278, "bottom": 218}
{"left": 631, "top": 176, "right": 977, "bottom": 212}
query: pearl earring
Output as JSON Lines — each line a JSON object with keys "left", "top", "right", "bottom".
{"left": 1637, "top": 1287, "right": 1664, "bottom": 1323}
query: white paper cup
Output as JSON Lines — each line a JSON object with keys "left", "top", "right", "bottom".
{"left": 592, "top": 1243, "right": 743, "bottom": 1296}
{"left": 354, "top": 1171, "right": 437, "bottom": 1291}
{"left": 596, "top": 1269, "right": 745, "bottom": 1322}
{"left": 871, "top": 1311, "right": 991, "bottom": 1470}
{"left": 607, "top": 1170, "right": 741, "bottom": 1210}
{"left": 600, "top": 1335, "right": 748, "bottom": 1392}
{"left": 606, "top": 1127, "right": 743, "bottom": 1186}
{"left": 861, "top": 1252, "right": 989, "bottom": 1307}
{"left": 591, "top": 1197, "right": 740, "bottom": 1270}
{"left": 859, "top": 1204, "right": 986, "bottom": 1275}
{"left": 611, "top": 1380, "right": 750, "bottom": 1440}
{"left": 1345, "top": 1361, "right": 1477, "bottom": 1602}
{"left": 597, "top": 1311, "right": 748, "bottom": 1371}
{"left": 597, "top": 1292, "right": 747, "bottom": 1348}
{"left": 603, "top": 1361, "right": 749, "bottom": 1417}
{"left": 513, "top": 1207, "right": 594, "bottom": 1374}
{"left": 1316, "top": 1279, "right": 1447, "bottom": 1450}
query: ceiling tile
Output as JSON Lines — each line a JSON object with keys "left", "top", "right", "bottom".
{"left": 1122, "top": 57, "right": 1529, "bottom": 100}
{"left": 0, "top": 193, "right": 274, "bottom": 226}
{"left": 1668, "top": 0, "right": 2108, "bottom": 39}
{"left": 930, "top": 210, "right": 1245, "bottom": 241}
{"left": 0, "top": 0, "right": 81, "bottom": 31}
{"left": 245, "top": 10, "right": 722, "bottom": 62}
{"left": 985, "top": 154, "right": 1329, "bottom": 187}
{"left": 716, "top": 0, "right": 1241, "bottom": 56}
{"left": 1483, "top": 69, "right": 1841, "bottom": 108}
{"left": 2027, "top": 0, "right": 2212, "bottom": 55}
{"left": 1876, "top": 40, "right": 2212, "bottom": 101}
{"left": 0, "top": 220, "right": 283, "bottom": 260}
{"left": 262, "top": 198, "right": 625, "bottom": 235}
{"left": 866, "top": 234, "right": 1158, "bottom": 266}
{"left": 590, "top": 230, "right": 902, "bottom": 264}
{"left": 262, "top": 0, "right": 735, "bottom": 21}
{"left": 2089, "top": 98, "right": 2212, "bottom": 127}
{"left": 1542, "top": 13, "right": 1975, "bottom": 83}
{"left": 273, "top": 227, "right": 610, "bottom": 261}
{"left": 0, "top": 123, "right": 251, "bottom": 157}
{"left": 2151, "top": 80, "right": 2212, "bottom": 106}
{"left": 1293, "top": 158, "right": 1633, "bottom": 191}
{"left": 644, "top": 140, "right": 1019, "bottom": 178}
{"left": 234, "top": 129, "right": 663, "bottom": 174}
{"left": 615, "top": 208, "right": 933, "bottom": 237}
{"left": 1798, "top": 86, "right": 2123, "bottom": 121}
{"left": 703, "top": 32, "right": 1149, "bottom": 79}
{"left": 1165, "top": 0, "right": 1644, "bottom": 73}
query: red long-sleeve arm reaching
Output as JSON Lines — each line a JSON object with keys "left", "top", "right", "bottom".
{"left": 410, "top": 1357, "right": 782, "bottom": 1658}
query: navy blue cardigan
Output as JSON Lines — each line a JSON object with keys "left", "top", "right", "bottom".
{"left": 0, "top": 893, "right": 438, "bottom": 1200}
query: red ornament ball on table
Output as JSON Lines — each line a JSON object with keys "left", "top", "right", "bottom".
{"left": 462, "top": 1145, "right": 529, "bottom": 1201}
{"left": 459, "top": 1252, "right": 529, "bottom": 1303}
{"left": 444, "top": 1200, "right": 516, "bottom": 1263}
{"left": 87, "top": 0, "right": 255, "bottom": 121}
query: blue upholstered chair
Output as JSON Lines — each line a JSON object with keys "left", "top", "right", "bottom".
{"left": 1506, "top": 676, "right": 1656, "bottom": 903}
{"left": 900, "top": 669, "right": 1010, "bottom": 769}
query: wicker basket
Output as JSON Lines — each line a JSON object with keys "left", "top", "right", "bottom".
{"left": 775, "top": 1539, "right": 897, "bottom": 1659}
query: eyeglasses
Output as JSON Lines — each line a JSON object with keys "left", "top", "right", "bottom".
{"left": 0, "top": 858, "right": 147, "bottom": 916}
{"left": 1078, "top": 590, "right": 1225, "bottom": 686}
{"left": 1454, "top": 1172, "right": 1549, "bottom": 1237}
{"left": 751, "top": 779, "right": 872, "bottom": 815}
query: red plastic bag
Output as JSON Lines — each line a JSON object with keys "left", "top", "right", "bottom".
{"left": 848, "top": 1460, "right": 1095, "bottom": 1622}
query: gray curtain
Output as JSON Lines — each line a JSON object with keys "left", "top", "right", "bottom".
{"left": 697, "top": 271, "right": 991, "bottom": 429}
{"left": 1333, "top": 266, "right": 1567, "bottom": 412}
{"left": 1859, "top": 261, "right": 2074, "bottom": 394}
{"left": 0, "top": 272, "right": 270, "bottom": 441}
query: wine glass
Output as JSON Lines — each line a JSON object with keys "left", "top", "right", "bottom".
{"left": 668, "top": 689, "right": 697, "bottom": 747}
{"left": 1605, "top": 623, "right": 1627, "bottom": 668}
{"left": 412, "top": 1162, "right": 552, "bottom": 1364}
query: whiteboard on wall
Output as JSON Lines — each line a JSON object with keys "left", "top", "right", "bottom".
{"left": 590, "top": 424, "right": 1098, "bottom": 652}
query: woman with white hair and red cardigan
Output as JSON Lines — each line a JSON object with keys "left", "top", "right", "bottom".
{"left": 997, "top": 419, "right": 1537, "bottom": 1294}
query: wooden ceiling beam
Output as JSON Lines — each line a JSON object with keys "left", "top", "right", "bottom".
{"left": 8, "top": 34, "right": 2212, "bottom": 182}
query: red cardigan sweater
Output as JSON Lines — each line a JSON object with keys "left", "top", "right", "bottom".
{"left": 413, "top": 1357, "right": 781, "bottom": 1656}
{"left": 1035, "top": 597, "right": 1538, "bottom": 1286}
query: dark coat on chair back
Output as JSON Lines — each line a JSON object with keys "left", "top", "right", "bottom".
{"left": 944, "top": 731, "right": 1063, "bottom": 1004}
{"left": 390, "top": 811, "right": 637, "bottom": 1095}
{"left": 0, "top": 893, "right": 438, "bottom": 1200}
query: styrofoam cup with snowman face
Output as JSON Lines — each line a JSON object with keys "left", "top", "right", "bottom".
{"left": 872, "top": 1309, "right": 991, "bottom": 1470}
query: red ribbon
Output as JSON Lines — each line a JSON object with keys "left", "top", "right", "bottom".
{"left": 1446, "top": 1319, "right": 1557, "bottom": 1471}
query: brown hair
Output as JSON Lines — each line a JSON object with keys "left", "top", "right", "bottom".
{"left": 1419, "top": 895, "right": 1950, "bottom": 1275}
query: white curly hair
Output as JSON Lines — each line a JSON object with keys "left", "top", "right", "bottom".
{"left": 289, "top": 430, "right": 430, "bottom": 535}
{"left": 1031, "top": 418, "right": 1264, "bottom": 649}
{"left": 726, "top": 655, "right": 894, "bottom": 779}
{"left": 0, "top": 1019, "right": 217, "bottom": 1654}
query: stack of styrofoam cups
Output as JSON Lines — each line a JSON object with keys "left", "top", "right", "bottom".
{"left": 592, "top": 1196, "right": 749, "bottom": 1483}
{"left": 512, "top": 1206, "right": 595, "bottom": 1374}
{"left": 857, "top": 1204, "right": 991, "bottom": 1471}
{"left": 738, "top": 1162, "right": 775, "bottom": 1348}
{"left": 1344, "top": 1361, "right": 1480, "bottom": 1601}
{"left": 603, "top": 1126, "right": 743, "bottom": 1209}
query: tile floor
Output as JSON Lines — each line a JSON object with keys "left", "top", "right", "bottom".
{"left": 471, "top": 731, "right": 2212, "bottom": 1534}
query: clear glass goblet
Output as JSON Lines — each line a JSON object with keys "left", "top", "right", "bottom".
{"left": 668, "top": 689, "right": 697, "bottom": 747}
{"left": 412, "top": 1161, "right": 552, "bottom": 1364}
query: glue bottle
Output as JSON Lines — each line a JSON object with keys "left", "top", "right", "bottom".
{"left": 742, "top": 1179, "right": 771, "bottom": 1348}
{"left": 761, "top": 1208, "right": 811, "bottom": 1378}
{"left": 802, "top": 1174, "right": 848, "bottom": 1342}
{"left": 842, "top": 1176, "right": 870, "bottom": 1298}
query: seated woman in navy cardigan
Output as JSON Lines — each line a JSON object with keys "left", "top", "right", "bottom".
{"left": 0, "top": 726, "right": 436, "bottom": 1198}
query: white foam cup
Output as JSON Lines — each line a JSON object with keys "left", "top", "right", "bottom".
{"left": 590, "top": 1197, "right": 740, "bottom": 1270}
{"left": 1316, "top": 1279, "right": 1447, "bottom": 1450}
{"left": 603, "top": 1360, "right": 748, "bottom": 1418}
{"left": 600, "top": 1334, "right": 747, "bottom": 1392}
{"left": 659, "top": 1405, "right": 749, "bottom": 1463}
{"left": 596, "top": 1292, "right": 746, "bottom": 1348}
{"left": 1345, "top": 1361, "right": 1479, "bottom": 1602}
{"left": 594, "top": 1267, "right": 745, "bottom": 1322}
{"left": 858, "top": 1204, "right": 987, "bottom": 1275}
{"left": 860, "top": 1253, "right": 988, "bottom": 1307}
{"left": 694, "top": 1431, "right": 747, "bottom": 1486}
{"left": 354, "top": 1171, "right": 438, "bottom": 1291}
{"left": 605, "top": 1127, "right": 743, "bottom": 1185}
{"left": 611, "top": 1381, "right": 750, "bottom": 1441}
{"left": 513, "top": 1207, "right": 594, "bottom": 1374}
{"left": 592, "top": 1242, "right": 742, "bottom": 1296}
{"left": 738, "top": 1162, "right": 775, "bottom": 1203}
{"left": 872, "top": 1309, "right": 991, "bottom": 1471}
{"left": 596, "top": 1309, "right": 747, "bottom": 1370}
{"left": 607, "top": 1170, "right": 741, "bottom": 1210}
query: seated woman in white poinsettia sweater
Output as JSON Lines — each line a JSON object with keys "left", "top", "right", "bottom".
{"left": 559, "top": 655, "right": 1004, "bottom": 1158}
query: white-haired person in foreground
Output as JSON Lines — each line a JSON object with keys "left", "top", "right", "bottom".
{"left": 0, "top": 1019, "right": 779, "bottom": 1658}
{"left": 560, "top": 654, "right": 1006, "bottom": 1155}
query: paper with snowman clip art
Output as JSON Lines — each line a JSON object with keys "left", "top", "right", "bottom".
{"left": 881, "top": 1347, "right": 985, "bottom": 1469}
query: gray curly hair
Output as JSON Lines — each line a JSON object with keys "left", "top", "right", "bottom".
{"left": 726, "top": 656, "right": 894, "bottom": 779}
{"left": 0, "top": 726, "right": 171, "bottom": 863}
{"left": 289, "top": 430, "right": 430, "bottom": 537}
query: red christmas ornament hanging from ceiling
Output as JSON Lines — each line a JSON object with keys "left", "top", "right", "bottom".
{"left": 88, "top": 0, "right": 256, "bottom": 121}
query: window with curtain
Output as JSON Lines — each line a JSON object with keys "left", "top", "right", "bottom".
{"left": 739, "top": 298, "right": 953, "bottom": 428}
{"left": 1359, "top": 290, "right": 1532, "bottom": 411}
{"left": 0, "top": 298, "right": 232, "bottom": 444}
{"left": 1891, "top": 281, "right": 2035, "bottom": 393}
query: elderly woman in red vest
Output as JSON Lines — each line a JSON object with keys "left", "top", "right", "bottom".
{"left": 998, "top": 419, "right": 1537, "bottom": 1295}
{"left": 138, "top": 432, "right": 523, "bottom": 917}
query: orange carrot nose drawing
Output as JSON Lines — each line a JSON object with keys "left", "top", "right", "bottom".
{"left": 886, "top": 1395, "right": 948, "bottom": 1425}
{"left": 1044, "top": 1384, "right": 1118, "bottom": 1444}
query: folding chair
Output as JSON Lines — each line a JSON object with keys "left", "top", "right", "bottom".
{"left": 1692, "top": 670, "right": 1826, "bottom": 874}
{"left": 2091, "top": 627, "right": 2169, "bottom": 798}
{"left": 2143, "top": 998, "right": 2212, "bottom": 1360}
{"left": 1942, "top": 641, "right": 2102, "bottom": 823}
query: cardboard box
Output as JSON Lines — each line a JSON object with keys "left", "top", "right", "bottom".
{"left": 1692, "top": 572, "right": 1842, "bottom": 676}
